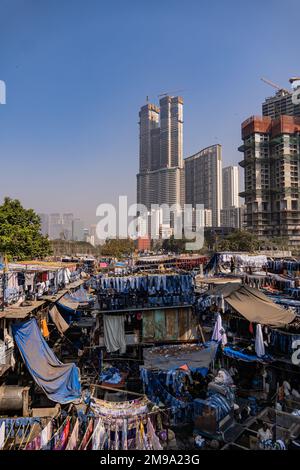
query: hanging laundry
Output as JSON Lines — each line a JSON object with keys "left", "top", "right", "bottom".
{"left": 25, "top": 273, "right": 35, "bottom": 290}
{"left": 122, "top": 419, "right": 127, "bottom": 450}
{"left": 54, "top": 418, "right": 70, "bottom": 450}
{"left": 25, "top": 433, "right": 42, "bottom": 450}
{"left": 41, "top": 318, "right": 50, "bottom": 338}
{"left": 0, "top": 421, "right": 5, "bottom": 450}
{"left": 115, "top": 422, "right": 119, "bottom": 450}
{"left": 40, "top": 420, "right": 52, "bottom": 450}
{"left": 211, "top": 313, "right": 227, "bottom": 345}
{"left": 255, "top": 324, "right": 265, "bottom": 358}
{"left": 49, "top": 305, "right": 69, "bottom": 335}
{"left": 79, "top": 419, "right": 93, "bottom": 450}
{"left": 135, "top": 419, "right": 143, "bottom": 450}
{"left": 65, "top": 419, "right": 79, "bottom": 451}
{"left": 103, "top": 315, "right": 126, "bottom": 354}
{"left": 91, "top": 417, "right": 106, "bottom": 450}
{"left": 147, "top": 418, "right": 162, "bottom": 450}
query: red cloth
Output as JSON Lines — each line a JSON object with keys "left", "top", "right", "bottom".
{"left": 79, "top": 419, "right": 94, "bottom": 450}
{"left": 54, "top": 418, "right": 70, "bottom": 450}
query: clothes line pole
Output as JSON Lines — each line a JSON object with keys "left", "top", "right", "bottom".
{"left": 91, "top": 383, "right": 146, "bottom": 397}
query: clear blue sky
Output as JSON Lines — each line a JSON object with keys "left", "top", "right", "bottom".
{"left": 0, "top": 0, "right": 299, "bottom": 226}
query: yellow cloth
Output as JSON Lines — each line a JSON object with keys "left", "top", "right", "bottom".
{"left": 41, "top": 318, "right": 50, "bottom": 338}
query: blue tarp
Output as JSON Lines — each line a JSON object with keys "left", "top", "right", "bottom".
{"left": 223, "top": 346, "right": 273, "bottom": 363}
{"left": 12, "top": 318, "right": 81, "bottom": 404}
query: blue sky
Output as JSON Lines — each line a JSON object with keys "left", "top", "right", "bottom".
{"left": 0, "top": 0, "right": 299, "bottom": 226}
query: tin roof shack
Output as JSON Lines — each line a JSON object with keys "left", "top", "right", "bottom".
{"left": 91, "top": 273, "right": 199, "bottom": 360}
{"left": 0, "top": 300, "right": 46, "bottom": 379}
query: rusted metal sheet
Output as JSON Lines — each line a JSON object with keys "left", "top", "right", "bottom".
{"left": 166, "top": 308, "right": 178, "bottom": 340}
{"left": 186, "top": 308, "right": 196, "bottom": 340}
{"left": 178, "top": 307, "right": 189, "bottom": 340}
{"left": 142, "top": 311, "right": 155, "bottom": 339}
{"left": 154, "top": 310, "right": 165, "bottom": 340}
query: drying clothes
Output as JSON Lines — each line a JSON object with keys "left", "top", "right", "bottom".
{"left": 0, "top": 341, "right": 5, "bottom": 365}
{"left": 255, "top": 324, "right": 265, "bottom": 358}
{"left": 41, "top": 421, "right": 52, "bottom": 449}
{"left": 25, "top": 273, "right": 35, "bottom": 290}
{"left": 103, "top": 315, "right": 126, "bottom": 354}
{"left": 25, "top": 432, "right": 42, "bottom": 450}
{"left": 211, "top": 314, "right": 227, "bottom": 346}
{"left": 136, "top": 420, "right": 145, "bottom": 450}
{"left": 65, "top": 419, "right": 79, "bottom": 450}
{"left": 17, "top": 272, "right": 25, "bottom": 287}
{"left": 54, "top": 418, "right": 70, "bottom": 450}
{"left": 115, "top": 422, "right": 119, "bottom": 450}
{"left": 79, "top": 419, "right": 93, "bottom": 450}
{"left": 41, "top": 319, "right": 50, "bottom": 338}
{"left": 92, "top": 418, "right": 106, "bottom": 450}
{"left": 0, "top": 421, "right": 5, "bottom": 450}
{"left": 122, "top": 418, "right": 127, "bottom": 450}
{"left": 49, "top": 305, "right": 69, "bottom": 335}
{"left": 147, "top": 418, "right": 162, "bottom": 450}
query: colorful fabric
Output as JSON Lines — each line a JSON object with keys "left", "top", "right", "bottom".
{"left": 122, "top": 419, "right": 128, "bottom": 450}
{"left": 54, "top": 418, "right": 70, "bottom": 450}
{"left": 65, "top": 419, "right": 79, "bottom": 450}
{"left": 41, "top": 421, "right": 52, "bottom": 449}
{"left": 12, "top": 318, "right": 81, "bottom": 404}
{"left": 92, "top": 418, "right": 106, "bottom": 450}
{"left": 79, "top": 419, "right": 93, "bottom": 450}
{"left": 147, "top": 418, "right": 162, "bottom": 450}
{"left": 0, "top": 421, "right": 5, "bottom": 450}
{"left": 41, "top": 319, "right": 50, "bottom": 338}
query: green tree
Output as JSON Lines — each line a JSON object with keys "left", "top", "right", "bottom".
{"left": 100, "top": 238, "right": 135, "bottom": 258}
{"left": 162, "top": 235, "right": 188, "bottom": 254}
{"left": 217, "top": 230, "right": 260, "bottom": 252}
{"left": 0, "top": 197, "right": 52, "bottom": 260}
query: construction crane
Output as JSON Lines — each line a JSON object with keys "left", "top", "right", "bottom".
{"left": 158, "top": 89, "right": 185, "bottom": 98}
{"left": 261, "top": 77, "right": 289, "bottom": 93}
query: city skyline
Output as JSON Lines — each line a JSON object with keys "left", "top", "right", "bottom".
{"left": 0, "top": 0, "right": 299, "bottom": 225}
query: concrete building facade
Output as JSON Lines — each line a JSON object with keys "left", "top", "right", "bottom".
{"left": 262, "top": 89, "right": 300, "bottom": 119}
{"left": 239, "top": 115, "right": 300, "bottom": 246}
{"left": 185, "top": 144, "right": 223, "bottom": 227}
{"left": 136, "top": 96, "right": 185, "bottom": 221}
{"left": 222, "top": 166, "right": 239, "bottom": 209}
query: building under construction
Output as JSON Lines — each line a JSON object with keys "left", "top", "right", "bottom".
{"left": 239, "top": 79, "right": 300, "bottom": 246}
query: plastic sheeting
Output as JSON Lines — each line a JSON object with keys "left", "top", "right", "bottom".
{"left": 12, "top": 318, "right": 81, "bottom": 404}
{"left": 49, "top": 305, "right": 69, "bottom": 335}
{"left": 223, "top": 346, "right": 273, "bottom": 363}
{"left": 143, "top": 342, "right": 218, "bottom": 371}
{"left": 209, "top": 283, "right": 295, "bottom": 327}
